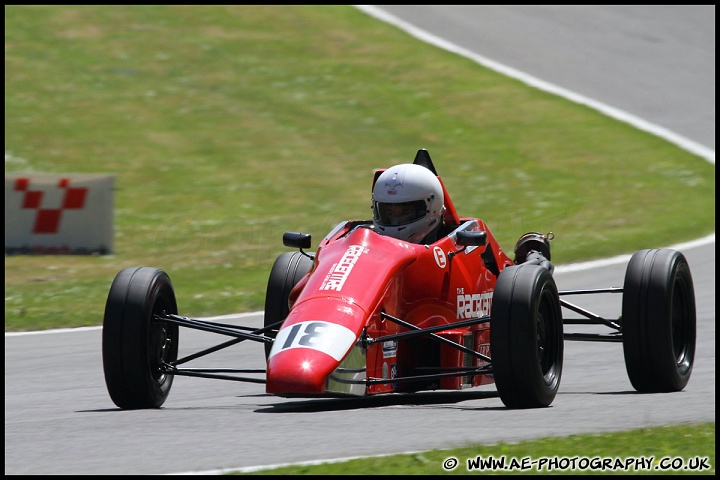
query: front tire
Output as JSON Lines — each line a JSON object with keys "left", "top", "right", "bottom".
{"left": 263, "top": 252, "right": 314, "bottom": 359}
{"left": 490, "top": 264, "right": 563, "bottom": 408}
{"left": 102, "top": 267, "right": 179, "bottom": 409}
{"left": 622, "top": 249, "right": 696, "bottom": 392}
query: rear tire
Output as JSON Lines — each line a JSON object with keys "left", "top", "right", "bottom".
{"left": 490, "top": 264, "right": 563, "bottom": 408}
{"left": 102, "top": 267, "right": 179, "bottom": 409}
{"left": 622, "top": 249, "right": 696, "bottom": 392}
{"left": 263, "top": 252, "right": 314, "bottom": 359}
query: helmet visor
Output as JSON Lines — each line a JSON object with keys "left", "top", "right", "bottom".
{"left": 374, "top": 200, "right": 427, "bottom": 226}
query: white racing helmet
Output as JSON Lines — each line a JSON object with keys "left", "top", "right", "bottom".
{"left": 372, "top": 163, "right": 445, "bottom": 243}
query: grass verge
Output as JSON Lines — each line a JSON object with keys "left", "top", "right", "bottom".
{"left": 233, "top": 422, "right": 715, "bottom": 475}
{"left": 5, "top": 6, "right": 714, "bottom": 331}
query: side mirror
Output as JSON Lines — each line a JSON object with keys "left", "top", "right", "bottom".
{"left": 283, "top": 232, "right": 312, "bottom": 249}
{"left": 456, "top": 230, "right": 487, "bottom": 247}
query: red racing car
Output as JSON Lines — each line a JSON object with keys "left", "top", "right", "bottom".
{"left": 101, "top": 149, "right": 696, "bottom": 410}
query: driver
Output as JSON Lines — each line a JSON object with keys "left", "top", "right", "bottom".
{"left": 371, "top": 163, "right": 446, "bottom": 244}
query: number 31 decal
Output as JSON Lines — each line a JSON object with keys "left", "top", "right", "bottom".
{"left": 268, "top": 320, "right": 357, "bottom": 361}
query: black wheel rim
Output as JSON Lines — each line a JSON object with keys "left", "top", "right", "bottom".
{"left": 537, "top": 289, "right": 558, "bottom": 384}
{"left": 150, "top": 299, "right": 176, "bottom": 384}
{"left": 671, "top": 277, "right": 692, "bottom": 373}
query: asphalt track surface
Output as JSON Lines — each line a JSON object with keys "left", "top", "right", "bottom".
{"left": 4, "top": 6, "right": 715, "bottom": 475}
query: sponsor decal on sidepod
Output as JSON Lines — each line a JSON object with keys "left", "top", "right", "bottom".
{"left": 457, "top": 292, "right": 493, "bottom": 319}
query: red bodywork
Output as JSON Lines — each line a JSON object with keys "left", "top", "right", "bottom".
{"left": 266, "top": 171, "right": 514, "bottom": 396}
